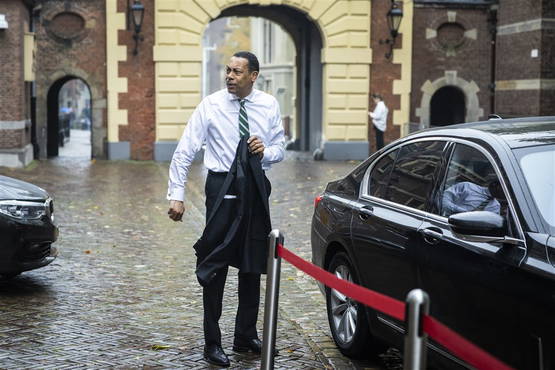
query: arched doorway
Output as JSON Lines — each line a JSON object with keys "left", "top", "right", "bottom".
{"left": 202, "top": 15, "right": 300, "bottom": 150}
{"left": 153, "top": 1, "right": 374, "bottom": 161}
{"left": 430, "top": 86, "right": 466, "bottom": 126}
{"left": 416, "top": 71, "right": 484, "bottom": 128}
{"left": 47, "top": 77, "right": 92, "bottom": 158}
{"left": 216, "top": 5, "right": 323, "bottom": 152}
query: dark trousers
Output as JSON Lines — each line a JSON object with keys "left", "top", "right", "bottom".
{"left": 203, "top": 267, "right": 260, "bottom": 345}
{"left": 375, "top": 127, "right": 384, "bottom": 151}
{"left": 202, "top": 171, "right": 261, "bottom": 346}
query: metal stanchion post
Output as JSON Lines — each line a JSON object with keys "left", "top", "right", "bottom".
{"left": 404, "top": 289, "right": 430, "bottom": 370}
{"left": 261, "top": 229, "right": 284, "bottom": 370}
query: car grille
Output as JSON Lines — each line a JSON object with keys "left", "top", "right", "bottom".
{"left": 18, "top": 242, "right": 52, "bottom": 262}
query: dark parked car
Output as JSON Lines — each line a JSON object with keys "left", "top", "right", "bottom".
{"left": 0, "top": 175, "right": 58, "bottom": 279}
{"left": 311, "top": 117, "right": 555, "bottom": 369}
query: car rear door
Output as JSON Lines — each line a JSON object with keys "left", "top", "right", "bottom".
{"left": 417, "top": 141, "right": 533, "bottom": 369}
{"left": 350, "top": 140, "right": 447, "bottom": 339}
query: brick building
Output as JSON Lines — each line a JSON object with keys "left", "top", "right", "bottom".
{"left": 369, "top": 0, "right": 408, "bottom": 151}
{"left": 495, "top": 0, "right": 555, "bottom": 116}
{"left": 0, "top": 0, "right": 34, "bottom": 167}
{"left": 0, "top": 0, "right": 553, "bottom": 167}
{"left": 35, "top": 0, "right": 108, "bottom": 159}
{"left": 405, "top": 0, "right": 555, "bottom": 137}
{"left": 409, "top": 0, "right": 495, "bottom": 131}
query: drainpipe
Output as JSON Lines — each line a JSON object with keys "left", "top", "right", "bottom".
{"left": 28, "top": 1, "right": 40, "bottom": 158}
{"left": 487, "top": 5, "right": 498, "bottom": 115}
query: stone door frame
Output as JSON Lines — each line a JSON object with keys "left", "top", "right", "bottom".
{"left": 38, "top": 68, "right": 106, "bottom": 159}
{"left": 415, "top": 70, "right": 483, "bottom": 128}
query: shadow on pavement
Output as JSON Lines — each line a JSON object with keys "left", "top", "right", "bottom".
{"left": 0, "top": 274, "right": 53, "bottom": 297}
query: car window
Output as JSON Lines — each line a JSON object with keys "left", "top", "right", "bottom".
{"left": 515, "top": 144, "right": 555, "bottom": 231}
{"left": 368, "top": 148, "right": 398, "bottom": 198}
{"left": 383, "top": 141, "right": 446, "bottom": 210}
{"left": 439, "top": 144, "right": 510, "bottom": 220}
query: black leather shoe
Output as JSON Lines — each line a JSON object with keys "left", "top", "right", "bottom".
{"left": 233, "top": 337, "right": 278, "bottom": 355}
{"left": 203, "top": 344, "right": 230, "bottom": 367}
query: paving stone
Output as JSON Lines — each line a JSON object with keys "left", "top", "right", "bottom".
{"left": 0, "top": 153, "right": 399, "bottom": 369}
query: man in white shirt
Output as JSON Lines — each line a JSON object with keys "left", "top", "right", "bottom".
{"left": 368, "top": 93, "right": 388, "bottom": 151}
{"left": 167, "top": 51, "right": 284, "bottom": 367}
{"left": 442, "top": 179, "right": 503, "bottom": 217}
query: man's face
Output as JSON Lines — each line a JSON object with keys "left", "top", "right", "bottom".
{"left": 225, "top": 56, "right": 258, "bottom": 98}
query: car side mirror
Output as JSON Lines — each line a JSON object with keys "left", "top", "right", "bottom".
{"left": 448, "top": 211, "right": 519, "bottom": 244}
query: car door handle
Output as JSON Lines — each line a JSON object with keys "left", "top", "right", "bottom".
{"left": 421, "top": 228, "right": 443, "bottom": 245}
{"left": 358, "top": 206, "right": 374, "bottom": 220}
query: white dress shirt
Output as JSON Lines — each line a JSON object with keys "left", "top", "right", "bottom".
{"left": 369, "top": 101, "right": 388, "bottom": 132}
{"left": 167, "top": 88, "right": 285, "bottom": 201}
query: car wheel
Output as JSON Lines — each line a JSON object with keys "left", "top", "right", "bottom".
{"left": 326, "top": 251, "right": 380, "bottom": 358}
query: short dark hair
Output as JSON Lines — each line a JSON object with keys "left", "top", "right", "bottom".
{"left": 372, "top": 93, "right": 383, "bottom": 100}
{"left": 233, "top": 51, "right": 260, "bottom": 73}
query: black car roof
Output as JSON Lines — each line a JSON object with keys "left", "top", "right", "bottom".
{"left": 409, "top": 116, "right": 555, "bottom": 149}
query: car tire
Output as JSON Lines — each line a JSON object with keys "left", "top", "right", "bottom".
{"left": 326, "top": 252, "right": 384, "bottom": 359}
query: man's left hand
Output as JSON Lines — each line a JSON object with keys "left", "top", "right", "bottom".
{"left": 247, "top": 136, "right": 264, "bottom": 158}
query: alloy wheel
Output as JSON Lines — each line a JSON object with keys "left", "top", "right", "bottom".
{"left": 330, "top": 264, "right": 358, "bottom": 344}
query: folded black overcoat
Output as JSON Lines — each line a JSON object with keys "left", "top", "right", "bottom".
{"left": 194, "top": 136, "right": 272, "bottom": 287}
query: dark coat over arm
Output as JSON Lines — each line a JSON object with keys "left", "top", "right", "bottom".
{"left": 194, "top": 136, "right": 272, "bottom": 287}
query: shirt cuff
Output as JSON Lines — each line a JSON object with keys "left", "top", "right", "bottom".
{"left": 262, "top": 146, "right": 274, "bottom": 164}
{"left": 167, "top": 187, "right": 185, "bottom": 202}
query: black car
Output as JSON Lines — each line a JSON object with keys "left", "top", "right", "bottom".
{"left": 311, "top": 117, "right": 555, "bottom": 370}
{"left": 0, "top": 175, "right": 58, "bottom": 279}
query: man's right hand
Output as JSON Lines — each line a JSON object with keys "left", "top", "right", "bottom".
{"left": 168, "top": 200, "right": 185, "bottom": 222}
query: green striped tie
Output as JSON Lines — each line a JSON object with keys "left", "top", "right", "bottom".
{"left": 238, "top": 99, "right": 250, "bottom": 138}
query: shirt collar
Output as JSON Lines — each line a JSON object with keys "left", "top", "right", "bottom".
{"left": 228, "top": 88, "right": 257, "bottom": 103}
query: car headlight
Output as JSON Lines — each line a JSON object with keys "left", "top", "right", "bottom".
{"left": 0, "top": 200, "right": 50, "bottom": 220}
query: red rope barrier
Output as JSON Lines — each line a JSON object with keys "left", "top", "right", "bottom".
{"left": 276, "top": 243, "right": 514, "bottom": 370}
{"left": 423, "top": 316, "right": 513, "bottom": 370}
{"left": 277, "top": 244, "right": 405, "bottom": 321}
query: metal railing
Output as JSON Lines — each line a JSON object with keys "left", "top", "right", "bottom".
{"left": 260, "top": 230, "right": 283, "bottom": 369}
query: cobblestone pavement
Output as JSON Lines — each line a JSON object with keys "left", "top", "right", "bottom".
{"left": 0, "top": 152, "right": 402, "bottom": 369}
{"left": 58, "top": 129, "right": 91, "bottom": 158}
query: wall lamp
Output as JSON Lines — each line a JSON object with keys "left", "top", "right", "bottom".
{"left": 379, "top": 1, "right": 403, "bottom": 60}
{"left": 128, "top": 0, "right": 145, "bottom": 55}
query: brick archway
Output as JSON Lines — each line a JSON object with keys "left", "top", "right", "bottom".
{"left": 45, "top": 75, "right": 97, "bottom": 158}
{"left": 35, "top": 0, "right": 107, "bottom": 160}
{"left": 41, "top": 69, "right": 106, "bottom": 159}
{"left": 152, "top": 0, "right": 373, "bottom": 160}
{"left": 217, "top": 5, "right": 323, "bottom": 154}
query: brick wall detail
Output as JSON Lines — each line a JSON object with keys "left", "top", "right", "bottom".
{"left": 369, "top": 0, "right": 402, "bottom": 152}
{"left": 495, "top": 0, "right": 555, "bottom": 116}
{"left": 0, "top": 0, "right": 27, "bottom": 123}
{"left": 411, "top": 5, "right": 493, "bottom": 125}
{"left": 0, "top": 128, "right": 28, "bottom": 149}
{"left": 117, "top": 0, "right": 155, "bottom": 160}
{"left": 35, "top": 0, "right": 107, "bottom": 158}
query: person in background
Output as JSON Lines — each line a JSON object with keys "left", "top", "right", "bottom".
{"left": 368, "top": 93, "right": 388, "bottom": 151}
{"left": 442, "top": 178, "right": 504, "bottom": 217}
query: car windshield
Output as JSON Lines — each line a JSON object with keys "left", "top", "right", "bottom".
{"left": 515, "top": 144, "right": 555, "bottom": 230}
